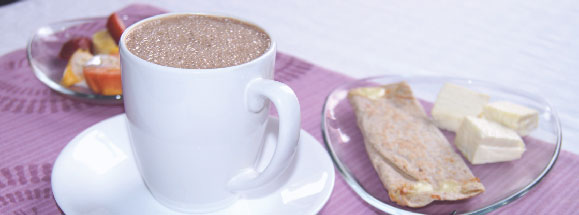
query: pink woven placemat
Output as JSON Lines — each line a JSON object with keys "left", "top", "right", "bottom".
{"left": 0, "top": 4, "right": 578, "bottom": 215}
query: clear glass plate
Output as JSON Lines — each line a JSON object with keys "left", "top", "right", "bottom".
{"left": 321, "top": 75, "right": 562, "bottom": 214}
{"left": 26, "top": 14, "right": 150, "bottom": 104}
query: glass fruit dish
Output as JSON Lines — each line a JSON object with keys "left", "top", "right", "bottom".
{"left": 321, "top": 75, "right": 562, "bottom": 214}
{"left": 26, "top": 14, "right": 150, "bottom": 104}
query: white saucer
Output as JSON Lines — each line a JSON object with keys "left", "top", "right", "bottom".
{"left": 52, "top": 114, "right": 335, "bottom": 215}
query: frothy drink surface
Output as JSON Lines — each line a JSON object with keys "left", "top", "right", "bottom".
{"left": 125, "top": 14, "right": 271, "bottom": 69}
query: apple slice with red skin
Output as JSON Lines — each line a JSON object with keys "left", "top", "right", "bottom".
{"left": 106, "top": 12, "right": 126, "bottom": 44}
{"left": 58, "top": 37, "right": 93, "bottom": 60}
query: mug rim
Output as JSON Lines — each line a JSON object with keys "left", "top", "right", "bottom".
{"left": 120, "top": 12, "right": 277, "bottom": 73}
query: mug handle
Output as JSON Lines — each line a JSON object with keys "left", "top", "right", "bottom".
{"left": 227, "top": 78, "right": 301, "bottom": 191}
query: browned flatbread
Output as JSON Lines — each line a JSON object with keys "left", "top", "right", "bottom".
{"left": 348, "top": 82, "right": 484, "bottom": 207}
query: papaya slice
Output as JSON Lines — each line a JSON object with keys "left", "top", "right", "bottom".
{"left": 83, "top": 55, "right": 122, "bottom": 95}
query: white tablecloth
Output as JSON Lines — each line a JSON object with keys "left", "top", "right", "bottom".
{"left": 1, "top": 0, "right": 577, "bottom": 154}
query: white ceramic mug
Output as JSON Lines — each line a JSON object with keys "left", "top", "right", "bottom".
{"left": 119, "top": 13, "right": 301, "bottom": 213}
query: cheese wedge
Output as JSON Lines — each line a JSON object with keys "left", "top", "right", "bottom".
{"left": 431, "top": 83, "right": 490, "bottom": 132}
{"left": 455, "top": 116, "right": 525, "bottom": 164}
{"left": 482, "top": 101, "right": 538, "bottom": 136}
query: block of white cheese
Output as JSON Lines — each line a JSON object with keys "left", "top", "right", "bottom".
{"left": 431, "top": 83, "right": 490, "bottom": 132}
{"left": 482, "top": 101, "right": 539, "bottom": 136}
{"left": 454, "top": 116, "right": 525, "bottom": 164}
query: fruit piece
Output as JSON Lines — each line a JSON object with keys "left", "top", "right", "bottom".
{"left": 92, "top": 30, "right": 119, "bottom": 55}
{"left": 58, "top": 37, "right": 93, "bottom": 60}
{"left": 106, "top": 12, "right": 126, "bottom": 44}
{"left": 61, "top": 49, "right": 93, "bottom": 87}
{"left": 84, "top": 67, "right": 122, "bottom": 95}
{"left": 83, "top": 55, "right": 122, "bottom": 95}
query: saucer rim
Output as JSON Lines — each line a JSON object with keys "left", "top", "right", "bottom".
{"left": 52, "top": 113, "right": 335, "bottom": 215}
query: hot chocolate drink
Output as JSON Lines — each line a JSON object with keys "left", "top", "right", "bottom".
{"left": 121, "top": 13, "right": 300, "bottom": 213}
{"left": 125, "top": 14, "right": 271, "bottom": 69}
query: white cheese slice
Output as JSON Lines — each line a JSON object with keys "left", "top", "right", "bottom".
{"left": 454, "top": 116, "right": 525, "bottom": 164}
{"left": 431, "top": 83, "right": 490, "bottom": 132}
{"left": 482, "top": 101, "right": 539, "bottom": 136}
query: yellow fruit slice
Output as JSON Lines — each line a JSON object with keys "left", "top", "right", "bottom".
{"left": 92, "top": 30, "right": 119, "bottom": 55}
{"left": 61, "top": 49, "right": 93, "bottom": 87}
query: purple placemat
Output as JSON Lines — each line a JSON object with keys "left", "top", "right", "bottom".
{"left": 1, "top": 4, "right": 578, "bottom": 215}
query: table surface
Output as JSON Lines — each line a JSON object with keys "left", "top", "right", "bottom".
{"left": 1, "top": 0, "right": 577, "bottom": 157}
